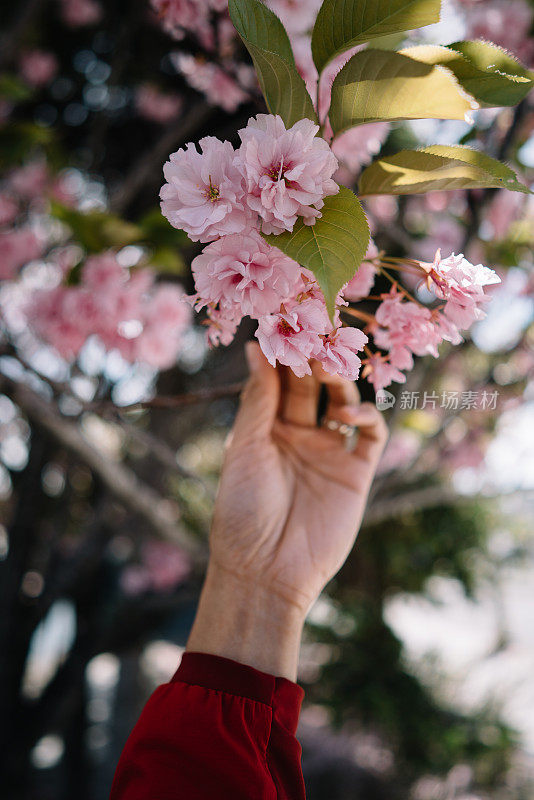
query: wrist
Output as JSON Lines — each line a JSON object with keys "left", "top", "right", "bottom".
{"left": 186, "top": 562, "right": 306, "bottom": 681}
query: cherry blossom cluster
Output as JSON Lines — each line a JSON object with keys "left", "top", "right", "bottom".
{"left": 160, "top": 113, "right": 374, "bottom": 380}
{"left": 359, "top": 250, "right": 501, "bottom": 391}
{"left": 26, "top": 251, "right": 192, "bottom": 369}
{"left": 0, "top": 157, "right": 194, "bottom": 372}
{"left": 171, "top": 53, "right": 254, "bottom": 114}
{"left": 0, "top": 160, "right": 74, "bottom": 281}
{"left": 150, "top": 0, "right": 228, "bottom": 49}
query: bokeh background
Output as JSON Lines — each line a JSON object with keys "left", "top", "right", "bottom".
{"left": 1, "top": 1, "right": 534, "bottom": 798}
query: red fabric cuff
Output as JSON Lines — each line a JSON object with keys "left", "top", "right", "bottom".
{"left": 172, "top": 652, "right": 304, "bottom": 735}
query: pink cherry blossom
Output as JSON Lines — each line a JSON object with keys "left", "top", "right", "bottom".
{"left": 135, "top": 84, "right": 183, "bottom": 124}
{"left": 191, "top": 230, "right": 302, "bottom": 318}
{"left": 362, "top": 354, "right": 406, "bottom": 392}
{"left": 121, "top": 540, "right": 190, "bottom": 596}
{"left": 82, "top": 251, "right": 126, "bottom": 290}
{"left": 0, "top": 194, "right": 18, "bottom": 227}
{"left": 19, "top": 50, "right": 58, "bottom": 88}
{"left": 8, "top": 161, "right": 49, "bottom": 201}
{"left": 25, "top": 251, "right": 191, "bottom": 368}
{"left": 236, "top": 114, "right": 339, "bottom": 235}
{"left": 343, "top": 240, "right": 379, "bottom": 302}
{"left": 462, "top": 0, "right": 534, "bottom": 63}
{"left": 135, "top": 283, "right": 192, "bottom": 369}
{"left": 151, "top": 0, "right": 224, "bottom": 48}
{"left": 160, "top": 136, "right": 253, "bottom": 242}
{"left": 332, "top": 122, "right": 390, "bottom": 178}
{"left": 424, "top": 251, "right": 501, "bottom": 329}
{"left": 319, "top": 326, "right": 368, "bottom": 380}
{"left": 256, "top": 296, "right": 331, "bottom": 376}
{"left": 28, "top": 287, "right": 88, "bottom": 358}
{"left": 60, "top": 0, "right": 103, "bottom": 26}
{"left": 151, "top": 0, "right": 208, "bottom": 43}
{"left": 205, "top": 306, "right": 241, "bottom": 347}
{"left": 291, "top": 34, "right": 318, "bottom": 98}
{"left": 486, "top": 189, "right": 526, "bottom": 241}
{"left": 172, "top": 53, "right": 250, "bottom": 113}
{"left": 266, "top": 0, "right": 322, "bottom": 35}
{"left": 432, "top": 311, "right": 463, "bottom": 346}
{"left": 0, "top": 228, "right": 44, "bottom": 280}
{"left": 374, "top": 289, "right": 443, "bottom": 359}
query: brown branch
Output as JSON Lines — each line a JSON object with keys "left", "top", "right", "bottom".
{"left": 1, "top": 375, "right": 206, "bottom": 564}
{"left": 363, "top": 485, "right": 534, "bottom": 527}
{"left": 363, "top": 485, "right": 461, "bottom": 526}
{"left": 87, "top": 380, "right": 246, "bottom": 411}
{"left": 117, "top": 417, "right": 215, "bottom": 498}
{"left": 109, "top": 102, "right": 213, "bottom": 213}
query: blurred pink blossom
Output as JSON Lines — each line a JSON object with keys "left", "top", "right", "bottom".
{"left": 266, "top": 0, "right": 322, "bottom": 35}
{"left": 8, "top": 161, "right": 49, "bottom": 201}
{"left": 172, "top": 53, "right": 250, "bottom": 112}
{"left": 19, "top": 50, "right": 58, "bottom": 88}
{"left": 0, "top": 194, "right": 18, "bottom": 227}
{"left": 362, "top": 354, "right": 406, "bottom": 391}
{"left": 0, "top": 228, "right": 44, "bottom": 280}
{"left": 343, "top": 240, "right": 379, "bottom": 302}
{"left": 60, "top": 0, "right": 103, "bottom": 27}
{"left": 461, "top": 0, "right": 534, "bottom": 63}
{"left": 135, "top": 84, "right": 183, "bottom": 124}
{"left": 26, "top": 251, "right": 192, "bottom": 367}
{"left": 121, "top": 540, "right": 190, "bottom": 595}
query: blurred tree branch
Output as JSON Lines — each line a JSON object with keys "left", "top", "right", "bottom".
{"left": 1, "top": 374, "right": 206, "bottom": 563}
{"left": 110, "top": 102, "right": 213, "bottom": 214}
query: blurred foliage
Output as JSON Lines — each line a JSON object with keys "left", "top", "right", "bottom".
{"left": 304, "top": 502, "right": 516, "bottom": 787}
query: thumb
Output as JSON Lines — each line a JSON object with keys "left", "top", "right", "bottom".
{"left": 231, "top": 342, "right": 280, "bottom": 442}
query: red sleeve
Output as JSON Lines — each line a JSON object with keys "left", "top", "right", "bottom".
{"left": 110, "top": 651, "right": 306, "bottom": 800}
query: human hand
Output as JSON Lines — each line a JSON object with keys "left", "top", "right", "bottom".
{"left": 187, "top": 342, "right": 388, "bottom": 679}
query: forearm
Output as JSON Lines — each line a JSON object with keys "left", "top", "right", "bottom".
{"left": 186, "top": 562, "right": 306, "bottom": 681}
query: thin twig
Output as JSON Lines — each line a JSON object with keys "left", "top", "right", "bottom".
{"left": 87, "top": 380, "right": 246, "bottom": 411}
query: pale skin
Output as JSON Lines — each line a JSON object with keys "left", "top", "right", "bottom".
{"left": 187, "top": 341, "right": 389, "bottom": 681}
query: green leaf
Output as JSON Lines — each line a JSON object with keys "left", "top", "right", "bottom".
{"left": 401, "top": 41, "right": 534, "bottom": 107}
{"left": 0, "top": 73, "right": 32, "bottom": 102}
{"left": 229, "top": 0, "right": 318, "bottom": 126}
{"left": 311, "top": 0, "right": 441, "bottom": 73}
{"left": 329, "top": 49, "right": 475, "bottom": 134}
{"left": 359, "top": 145, "right": 531, "bottom": 195}
{"left": 148, "top": 246, "right": 186, "bottom": 274}
{"left": 229, "top": 0, "right": 295, "bottom": 62}
{"left": 263, "top": 186, "right": 369, "bottom": 319}
{"left": 0, "top": 123, "right": 55, "bottom": 165}
{"left": 139, "top": 208, "right": 190, "bottom": 248}
{"left": 51, "top": 203, "right": 144, "bottom": 252}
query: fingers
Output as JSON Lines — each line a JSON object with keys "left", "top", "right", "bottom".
{"left": 231, "top": 342, "right": 280, "bottom": 442}
{"left": 311, "top": 362, "right": 360, "bottom": 416}
{"left": 330, "top": 402, "right": 389, "bottom": 466}
{"left": 279, "top": 368, "right": 320, "bottom": 427}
